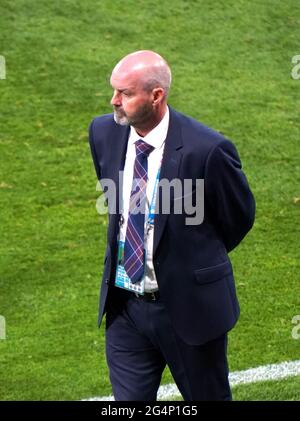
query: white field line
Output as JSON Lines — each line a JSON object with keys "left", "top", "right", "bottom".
{"left": 84, "top": 359, "right": 300, "bottom": 401}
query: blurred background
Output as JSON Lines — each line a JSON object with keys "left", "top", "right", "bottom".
{"left": 0, "top": 0, "right": 299, "bottom": 400}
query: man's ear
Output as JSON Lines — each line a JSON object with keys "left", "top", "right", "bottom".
{"left": 152, "top": 87, "right": 165, "bottom": 105}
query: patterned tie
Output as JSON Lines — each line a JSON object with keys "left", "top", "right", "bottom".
{"left": 123, "top": 140, "right": 154, "bottom": 284}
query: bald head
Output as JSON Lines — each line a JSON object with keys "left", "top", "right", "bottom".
{"left": 110, "top": 51, "right": 171, "bottom": 135}
{"left": 111, "top": 50, "right": 172, "bottom": 97}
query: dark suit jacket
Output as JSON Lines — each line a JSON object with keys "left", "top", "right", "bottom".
{"left": 89, "top": 107, "right": 255, "bottom": 346}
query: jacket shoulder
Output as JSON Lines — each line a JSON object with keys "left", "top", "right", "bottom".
{"left": 170, "top": 108, "right": 231, "bottom": 157}
{"left": 176, "top": 110, "right": 225, "bottom": 143}
{"left": 89, "top": 113, "right": 115, "bottom": 131}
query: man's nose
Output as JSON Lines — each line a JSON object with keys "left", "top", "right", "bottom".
{"left": 111, "top": 91, "right": 121, "bottom": 106}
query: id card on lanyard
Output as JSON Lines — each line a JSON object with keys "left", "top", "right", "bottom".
{"left": 115, "top": 168, "right": 161, "bottom": 295}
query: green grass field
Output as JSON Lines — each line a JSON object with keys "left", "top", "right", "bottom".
{"left": 0, "top": 0, "right": 299, "bottom": 400}
{"left": 166, "top": 376, "right": 300, "bottom": 401}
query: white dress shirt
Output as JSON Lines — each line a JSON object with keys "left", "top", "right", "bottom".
{"left": 119, "top": 107, "right": 169, "bottom": 292}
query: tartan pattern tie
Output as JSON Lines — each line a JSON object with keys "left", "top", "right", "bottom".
{"left": 123, "top": 140, "right": 154, "bottom": 284}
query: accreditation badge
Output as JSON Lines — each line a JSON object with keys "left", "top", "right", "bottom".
{"left": 114, "top": 240, "right": 145, "bottom": 295}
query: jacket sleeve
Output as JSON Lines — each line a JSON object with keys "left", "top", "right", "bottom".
{"left": 88, "top": 119, "right": 101, "bottom": 180}
{"left": 205, "top": 139, "right": 255, "bottom": 252}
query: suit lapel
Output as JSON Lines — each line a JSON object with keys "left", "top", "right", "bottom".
{"left": 153, "top": 107, "right": 183, "bottom": 256}
{"left": 106, "top": 123, "right": 129, "bottom": 245}
{"left": 108, "top": 123, "right": 129, "bottom": 212}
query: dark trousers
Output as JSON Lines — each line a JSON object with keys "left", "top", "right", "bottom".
{"left": 105, "top": 287, "right": 232, "bottom": 401}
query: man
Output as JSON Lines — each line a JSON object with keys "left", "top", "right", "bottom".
{"left": 89, "top": 50, "right": 255, "bottom": 401}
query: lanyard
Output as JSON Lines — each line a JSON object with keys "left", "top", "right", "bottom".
{"left": 147, "top": 167, "right": 160, "bottom": 226}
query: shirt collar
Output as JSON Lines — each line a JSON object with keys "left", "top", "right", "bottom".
{"left": 129, "top": 106, "right": 169, "bottom": 150}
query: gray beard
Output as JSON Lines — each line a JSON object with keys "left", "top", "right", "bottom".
{"left": 113, "top": 111, "right": 129, "bottom": 126}
{"left": 113, "top": 102, "right": 154, "bottom": 128}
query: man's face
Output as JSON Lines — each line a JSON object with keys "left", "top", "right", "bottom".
{"left": 110, "top": 72, "right": 154, "bottom": 127}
